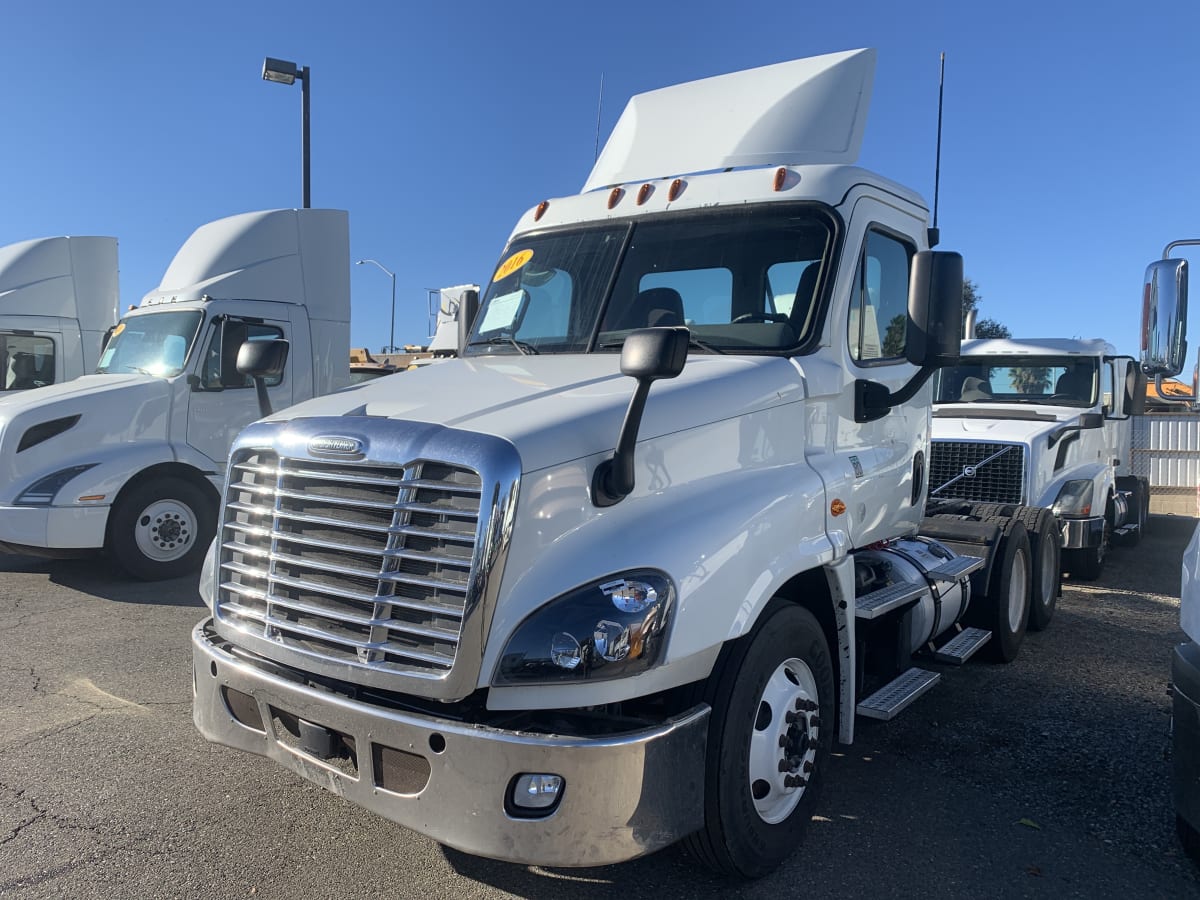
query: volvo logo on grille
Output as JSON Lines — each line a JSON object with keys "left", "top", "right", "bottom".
{"left": 963, "top": 465, "right": 977, "bottom": 478}
{"left": 308, "top": 435, "right": 364, "bottom": 458}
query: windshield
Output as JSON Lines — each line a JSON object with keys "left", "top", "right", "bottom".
{"left": 935, "top": 356, "right": 1099, "bottom": 408}
{"left": 466, "top": 205, "right": 833, "bottom": 356}
{"left": 96, "top": 310, "right": 204, "bottom": 376}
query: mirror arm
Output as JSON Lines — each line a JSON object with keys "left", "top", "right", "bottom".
{"left": 1152, "top": 372, "right": 1198, "bottom": 408}
{"left": 592, "top": 380, "right": 653, "bottom": 507}
{"left": 854, "top": 365, "right": 938, "bottom": 423}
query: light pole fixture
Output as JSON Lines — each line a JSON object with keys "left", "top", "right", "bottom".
{"left": 262, "top": 56, "right": 311, "bottom": 208}
{"left": 357, "top": 259, "right": 397, "bottom": 353}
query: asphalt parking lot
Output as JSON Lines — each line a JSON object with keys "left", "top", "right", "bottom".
{"left": 2, "top": 519, "right": 1199, "bottom": 899}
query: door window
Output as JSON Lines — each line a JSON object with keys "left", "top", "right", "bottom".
{"left": 0, "top": 334, "right": 55, "bottom": 390}
{"left": 848, "top": 229, "right": 914, "bottom": 363}
{"left": 201, "top": 321, "right": 285, "bottom": 389}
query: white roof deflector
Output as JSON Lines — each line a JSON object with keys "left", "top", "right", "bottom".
{"left": 583, "top": 48, "right": 876, "bottom": 192}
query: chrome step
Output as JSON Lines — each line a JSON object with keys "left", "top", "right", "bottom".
{"left": 932, "top": 627, "right": 991, "bottom": 665}
{"left": 856, "top": 667, "right": 941, "bottom": 721}
{"left": 854, "top": 581, "right": 926, "bottom": 620}
{"left": 1113, "top": 525, "right": 1138, "bottom": 537}
{"left": 926, "top": 555, "right": 985, "bottom": 582}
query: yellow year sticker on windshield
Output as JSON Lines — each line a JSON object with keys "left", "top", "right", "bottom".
{"left": 111, "top": 323, "right": 126, "bottom": 338}
{"left": 493, "top": 249, "right": 533, "bottom": 283}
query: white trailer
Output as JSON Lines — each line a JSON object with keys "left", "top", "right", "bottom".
{"left": 0, "top": 209, "right": 350, "bottom": 579}
{"left": 0, "top": 235, "right": 119, "bottom": 390}
{"left": 192, "top": 51, "right": 1041, "bottom": 876}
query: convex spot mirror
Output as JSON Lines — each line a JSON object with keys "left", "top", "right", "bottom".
{"left": 1141, "top": 258, "right": 1188, "bottom": 377}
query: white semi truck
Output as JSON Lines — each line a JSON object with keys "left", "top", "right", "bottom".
{"left": 1143, "top": 245, "right": 1200, "bottom": 861}
{"left": 0, "top": 235, "right": 119, "bottom": 391}
{"left": 191, "top": 51, "right": 1046, "bottom": 876}
{"left": 0, "top": 209, "right": 350, "bottom": 580}
{"left": 930, "top": 338, "right": 1148, "bottom": 591}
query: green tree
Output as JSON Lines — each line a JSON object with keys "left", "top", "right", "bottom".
{"left": 962, "top": 278, "right": 1010, "bottom": 338}
{"left": 1011, "top": 366, "right": 1052, "bottom": 394}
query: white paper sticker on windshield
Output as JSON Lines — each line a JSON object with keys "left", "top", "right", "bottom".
{"left": 477, "top": 289, "right": 526, "bottom": 333}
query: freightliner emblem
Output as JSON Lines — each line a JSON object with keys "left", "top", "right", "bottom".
{"left": 308, "top": 435, "right": 364, "bottom": 458}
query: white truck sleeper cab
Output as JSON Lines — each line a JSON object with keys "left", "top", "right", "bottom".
{"left": 192, "top": 50, "right": 1038, "bottom": 877}
{"left": 0, "top": 235, "right": 119, "bottom": 392}
{"left": 0, "top": 209, "right": 350, "bottom": 579}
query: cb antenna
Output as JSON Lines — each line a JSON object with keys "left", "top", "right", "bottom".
{"left": 929, "top": 52, "right": 945, "bottom": 248}
{"left": 594, "top": 74, "right": 605, "bottom": 162}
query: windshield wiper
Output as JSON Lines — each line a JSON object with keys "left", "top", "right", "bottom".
{"left": 467, "top": 335, "right": 539, "bottom": 356}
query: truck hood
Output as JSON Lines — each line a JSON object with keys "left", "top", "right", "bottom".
{"left": 0, "top": 374, "right": 171, "bottom": 495}
{"left": 932, "top": 405, "right": 1086, "bottom": 446}
{"left": 268, "top": 355, "right": 806, "bottom": 473}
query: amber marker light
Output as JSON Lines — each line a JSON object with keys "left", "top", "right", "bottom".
{"left": 533, "top": 200, "right": 549, "bottom": 221}
{"left": 830, "top": 499, "right": 846, "bottom": 516}
{"left": 77, "top": 495, "right": 106, "bottom": 502}
{"left": 607, "top": 187, "right": 624, "bottom": 209}
{"left": 773, "top": 167, "right": 788, "bottom": 192}
{"left": 668, "top": 179, "right": 684, "bottom": 201}
{"left": 636, "top": 183, "right": 653, "bottom": 205}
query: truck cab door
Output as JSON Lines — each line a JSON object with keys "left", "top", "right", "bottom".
{"left": 186, "top": 317, "right": 293, "bottom": 467}
{"left": 837, "top": 198, "right": 930, "bottom": 544}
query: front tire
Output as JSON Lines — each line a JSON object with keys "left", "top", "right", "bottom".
{"left": 683, "top": 601, "right": 834, "bottom": 878}
{"left": 108, "top": 477, "right": 215, "bottom": 580}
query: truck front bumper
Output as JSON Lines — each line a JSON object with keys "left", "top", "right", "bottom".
{"left": 0, "top": 503, "right": 109, "bottom": 554}
{"left": 1060, "top": 515, "right": 1105, "bottom": 550}
{"left": 192, "top": 620, "right": 709, "bottom": 867}
{"left": 1173, "top": 641, "right": 1200, "bottom": 834}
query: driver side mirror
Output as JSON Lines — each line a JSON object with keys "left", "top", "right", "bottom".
{"left": 906, "top": 250, "right": 963, "bottom": 369}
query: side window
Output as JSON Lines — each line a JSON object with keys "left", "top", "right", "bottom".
{"left": 1101, "top": 360, "right": 1115, "bottom": 413}
{"left": 848, "top": 229, "right": 914, "bottom": 363}
{"left": 201, "top": 321, "right": 285, "bottom": 389}
{"left": 1, "top": 335, "right": 56, "bottom": 390}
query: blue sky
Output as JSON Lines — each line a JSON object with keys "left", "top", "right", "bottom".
{"left": 2, "top": 1, "right": 1198, "bottom": 360}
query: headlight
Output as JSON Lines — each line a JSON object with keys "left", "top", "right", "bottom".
{"left": 493, "top": 571, "right": 675, "bottom": 686}
{"left": 14, "top": 464, "right": 97, "bottom": 506}
{"left": 1052, "top": 479, "right": 1094, "bottom": 517}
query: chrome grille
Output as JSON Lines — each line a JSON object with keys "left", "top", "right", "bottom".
{"left": 929, "top": 440, "right": 1026, "bottom": 505}
{"left": 216, "top": 449, "right": 482, "bottom": 676}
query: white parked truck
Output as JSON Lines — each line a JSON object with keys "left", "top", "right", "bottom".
{"left": 930, "top": 338, "right": 1148, "bottom": 591}
{"left": 0, "top": 235, "right": 119, "bottom": 391}
{"left": 0, "top": 208, "right": 349, "bottom": 580}
{"left": 1143, "top": 245, "right": 1200, "bottom": 862}
{"left": 192, "top": 51, "right": 1048, "bottom": 877}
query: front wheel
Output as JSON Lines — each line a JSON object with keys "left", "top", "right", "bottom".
{"left": 683, "top": 601, "right": 834, "bottom": 878}
{"left": 107, "top": 477, "right": 215, "bottom": 580}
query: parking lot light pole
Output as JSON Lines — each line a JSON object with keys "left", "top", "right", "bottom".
{"left": 261, "top": 56, "right": 311, "bottom": 208}
{"left": 356, "top": 259, "right": 396, "bottom": 353}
